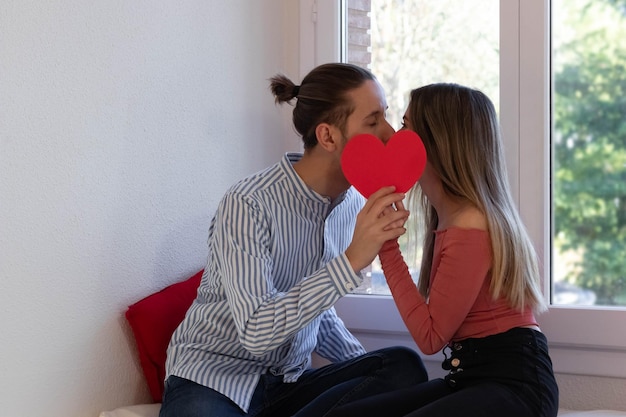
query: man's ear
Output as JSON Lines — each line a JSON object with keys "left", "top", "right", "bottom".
{"left": 315, "top": 123, "right": 341, "bottom": 152}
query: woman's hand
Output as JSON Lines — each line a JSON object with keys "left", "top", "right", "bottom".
{"left": 345, "top": 186, "right": 409, "bottom": 272}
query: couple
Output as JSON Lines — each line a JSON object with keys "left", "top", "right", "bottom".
{"left": 159, "top": 63, "right": 559, "bottom": 417}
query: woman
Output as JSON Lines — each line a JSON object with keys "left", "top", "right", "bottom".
{"left": 330, "top": 83, "right": 559, "bottom": 417}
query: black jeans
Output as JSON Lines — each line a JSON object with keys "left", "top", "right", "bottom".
{"left": 328, "top": 327, "right": 559, "bottom": 417}
{"left": 159, "top": 346, "right": 428, "bottom": 417}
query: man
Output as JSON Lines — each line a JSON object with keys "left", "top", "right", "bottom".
{"left": 160, "top": 63, "right": 427, "bottom": 417}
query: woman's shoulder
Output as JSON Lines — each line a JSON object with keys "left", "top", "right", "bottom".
{"left": 435, "top": 227, "right": 489, "bottom": 240}
{"left": 439, "top": 205, "right": 487, "bottom": 231}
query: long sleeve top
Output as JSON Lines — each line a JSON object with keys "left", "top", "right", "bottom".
{"left": 379, "top": 227, "right": 537, "bottom": 355}
{"left": 165, "top": 153, "right": 367, "bottom": 412}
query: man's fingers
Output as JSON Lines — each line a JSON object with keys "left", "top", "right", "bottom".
{"left": 380, "top": 209, "right": 409, "bottom": 230}
{"left": 369, "top": 192, "right": 405, "bottom": 216}
{"left": 362, "top": 186, "right": 397, "bottom": 213}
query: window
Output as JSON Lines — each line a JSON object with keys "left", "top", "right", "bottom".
{"left": 345, "top": 0, "right": 500, "bottom": 297}
{"left": 551, "top": 0, "right": 626, "bottom": 307}
{"left": 299, "top": 0, "right": 626, "bottom": 377}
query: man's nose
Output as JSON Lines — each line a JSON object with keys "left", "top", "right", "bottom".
{"left": 380, "top": 120, "right": 396, "bottom": 143}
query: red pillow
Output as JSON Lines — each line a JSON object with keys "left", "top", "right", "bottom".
{"left": 125, "top": 270, "right": 203, "bottom": 402}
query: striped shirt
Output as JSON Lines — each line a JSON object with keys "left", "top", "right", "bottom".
{"left": 165, "top": 153, "right": 367, "bottom": 412}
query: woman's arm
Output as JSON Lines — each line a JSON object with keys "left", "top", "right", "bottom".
{"left": 379, "top": 230, "right": 491, "bottom": 354}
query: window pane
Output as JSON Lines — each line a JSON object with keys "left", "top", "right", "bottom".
{"left": 552, "top": 0, "right": 626, "bottom": 306}
{"left": 345, "top": 0, "right": 500, "bottom": 295}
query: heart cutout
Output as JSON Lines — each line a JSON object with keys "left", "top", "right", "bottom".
{"left": 341, "top": 130, "right": 427, "bottom": 198}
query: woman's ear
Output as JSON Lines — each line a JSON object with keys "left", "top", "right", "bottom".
{"left": 315, "top": 123, "right": 341, "bottom": 152}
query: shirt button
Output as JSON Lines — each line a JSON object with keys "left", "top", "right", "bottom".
{"left": 346, "top": 282, "right": 354, "bottom": 290}
{"left": 451, "top": 358, "right": 460, "bottom": 367}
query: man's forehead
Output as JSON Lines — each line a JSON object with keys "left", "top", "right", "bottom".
{"left": 348, "top": 81, "right": 387, "bottom": 115}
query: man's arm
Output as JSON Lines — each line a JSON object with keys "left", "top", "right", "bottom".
{"left": 315, "top": 307, "right": 366, "bottom": 362}
{"left": 214, "top": 191, "right": 362, "bottom": 356}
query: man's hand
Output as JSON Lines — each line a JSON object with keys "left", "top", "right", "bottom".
{"left": 345, "top": 186, "right": 409, "bottom": 272}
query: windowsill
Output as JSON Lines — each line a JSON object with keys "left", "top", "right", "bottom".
{"left": 335, "top": 294, "right": 626, "bottom": 379}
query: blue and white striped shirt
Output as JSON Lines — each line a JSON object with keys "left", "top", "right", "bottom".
{"left": 165, "top": 153, "right": 367, "bottom": 412}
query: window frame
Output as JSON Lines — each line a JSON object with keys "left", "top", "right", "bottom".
{"left": 300, "top": 0, "right": 626, "bottom": 378}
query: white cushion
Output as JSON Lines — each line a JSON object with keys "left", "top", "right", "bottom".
{"left": 99, "top": 403, "right": 161, "bottom": 417}
{"left": 99, "top": 404, "right": 626, "bottom": 417}
{"left": 559, "top": 410, "right": 626, "bottom": 417}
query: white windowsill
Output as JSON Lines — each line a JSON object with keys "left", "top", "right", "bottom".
{"left": 335, "top": 294, "right": 626, "bottom": 379}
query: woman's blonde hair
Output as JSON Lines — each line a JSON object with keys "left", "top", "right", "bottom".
{"left": 407, "top": 83, "right": 546, "bottom": 313}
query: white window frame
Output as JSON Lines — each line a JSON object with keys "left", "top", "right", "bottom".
{"left": 300, "top": 0, "right": 626, "bottom": 378}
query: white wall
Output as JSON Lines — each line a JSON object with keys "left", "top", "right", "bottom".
{"left": 0, "top": 1, "right": 300, "bottom": 416}
{"left": 5, "top": 0, "right": 623, "bottom": 415}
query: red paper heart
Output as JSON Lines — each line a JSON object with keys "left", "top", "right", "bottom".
{"left": 341, "top": 130, "right": 427, "bottom": 198}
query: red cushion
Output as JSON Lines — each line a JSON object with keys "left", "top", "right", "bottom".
{"left": 125, "top": 270, "right": 202, "bottom": 402}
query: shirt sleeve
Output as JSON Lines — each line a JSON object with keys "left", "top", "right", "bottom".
{"left": 215, "top": 191, "right": 363, "bottom": 356}
{"left": 378, "top": 232, "right": 491, "bottom": 355}
{"left": 315, "top": 307, "right": 367, "bottom": 362}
